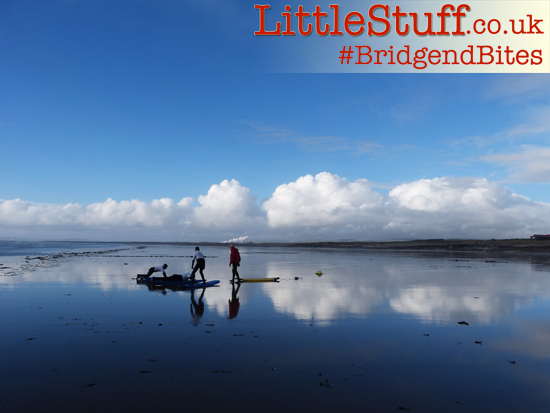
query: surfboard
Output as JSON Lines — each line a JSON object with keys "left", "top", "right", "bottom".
{"left": 231, "top": 277, "right": 280, "bottom": 283}
{"left": 137, "top": 276, "right": 220, "bottom": 288}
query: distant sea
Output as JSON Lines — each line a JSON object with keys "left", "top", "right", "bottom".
{"left": 0, "top": 240, "right": 125, "bottom": 257}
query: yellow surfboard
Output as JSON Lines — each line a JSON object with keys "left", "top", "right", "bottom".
{"left": 232, "top": 277, "right": 280, "bottom": 283}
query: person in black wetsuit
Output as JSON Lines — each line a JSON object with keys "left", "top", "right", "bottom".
{"left": 190, "top": 247, "right": 206, "bottom": 282}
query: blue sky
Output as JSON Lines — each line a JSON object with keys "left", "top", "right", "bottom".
{"left": 1, "top": 0, "right": 549, "bottom": 241}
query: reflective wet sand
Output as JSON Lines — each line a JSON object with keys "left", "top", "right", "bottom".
{"left": 1, "top": 244, "right": 550, "bottom": 412}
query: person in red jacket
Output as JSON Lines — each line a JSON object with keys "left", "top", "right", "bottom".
{"left": 229, "top": 244, "right": 242, "bottom": 282}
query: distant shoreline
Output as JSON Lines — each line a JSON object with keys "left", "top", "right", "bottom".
{"left": 119, "top": 239, "right": 550, "bottom": 255}
{"left": 3, "top": 239, "right": 549, "bottom": 256}
{"left": 2, "top": 239, "right": 549, "bottom": 278}
{"left": 285, "top": 239, "right": 550, "bottom": 254}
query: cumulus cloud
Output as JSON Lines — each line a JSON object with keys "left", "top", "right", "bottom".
{"left": 1, "top": 173, "right": 550, "bottom": 241}
{"left": 0, "top": 197, "right": 194, "bottom": 227}
{"left": 386, "top": 176, "right": 550, "bottom": 239}
{"left": 389, "top": 177, "right": 527, "bottom": 212}
{"left": 262, "top": 172, "right": 385, "bottom": 228}
{"left": 193, "top": 179, "right": 264, "bottom": 229}
{"left": 0, "top": 179, "right": 267, "bottom": 241}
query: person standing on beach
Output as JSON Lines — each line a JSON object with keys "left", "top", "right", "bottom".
{"left": 190, "top": 246, "right": 206, "bottom": 282}
{"left": 229, "top": 244, "right": 241, "bottom": 282}
{"left": 146, "top": 264, "right": 168, "bottom": 278}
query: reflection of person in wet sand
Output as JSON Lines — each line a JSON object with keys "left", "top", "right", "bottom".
{"left": 190, "top": 288, "right": 205, "bottom": 325}
{"left": 228, "top": 282, "right": 241, "bottom": 319}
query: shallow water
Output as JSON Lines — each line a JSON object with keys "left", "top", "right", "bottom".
{"left": 0, "top": 240, "right": 127, "bottom": 257}
{"left": 1, "top": 244, "right": 550, "bottom": 412}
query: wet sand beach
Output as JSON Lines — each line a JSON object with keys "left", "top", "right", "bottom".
{"left": 1, "top": 241, "right": 550, "bottom": 412}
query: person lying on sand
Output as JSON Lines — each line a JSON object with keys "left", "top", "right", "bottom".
{"left": 161, "top": 273, "right": 190, "bottom": 282}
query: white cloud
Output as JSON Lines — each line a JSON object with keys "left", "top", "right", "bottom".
{"left": 0, "top": 197, "right": 197, "bottom": 240}
{"left": 386, "top": 176, "right": 549, "bottom": 239}
{"left": 0, "top": 180, "right": 266, "bottom": 241}
{"left": 481, "top": 145, "right": 550, "bottom": 183}
{"left": 262, "top": 172, "right": 385, "bottom": 228}
{"left": 2, "top": 173, "right": 550, "bottom": 241}
{"left": 0, "top": 197, "right": 194, "bottom": 227}
{"left": 193, "top": 179, "right": 264, "bottom": 229}
{"left": 388, "top": 177, "right": 528, "bottom": 212}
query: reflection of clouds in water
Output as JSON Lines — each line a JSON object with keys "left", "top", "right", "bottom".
{"left": 263, "top": 263, "right": 383, "bottom": 323}
{"left": 260, "top": 257, "right": 550, "bottom": 325}
{"left": 12, "top": 258, "right": 144, "bottom": 292}
{"left": 389, "top": 286, "right": 500, "bottom": 324}
{"left": 268, "top": 285, "right": 382, "bottom": 324}
{"left": 205, "top": 289, "right": 234, "bottom": 317}
{"left": 5, "top": 247, "right": 550, "bottom": 327}
{"left": 384, "top": 262, "right": 550, "bottom": 324}
{"left": 4, "top": 244, "right": 205, "bottom": 292}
